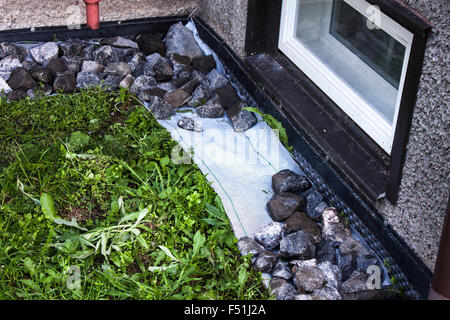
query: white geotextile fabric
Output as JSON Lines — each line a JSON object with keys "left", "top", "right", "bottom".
{"left": 153, "top": 21, "right": 307, "bottom": 238}
{"left": 158, "top": 112, "right": 303, "bottom": 238}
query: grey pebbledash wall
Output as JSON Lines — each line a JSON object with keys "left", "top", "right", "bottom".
{"left": 197, "top": 0, "right": 248, "bottom": 59}
{"left": 198, "top": 0, "right": 450, "bottom": 272}
{"left": 0, "top": 0, "right": 198, "bottom": 31}
{"left": 376, "top": 0, "right": 449, "bottom": 271}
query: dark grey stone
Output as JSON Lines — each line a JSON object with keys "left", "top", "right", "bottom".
{"left": 81, "top": 44, "right": 95, "bottom": 60}
{"left": 338, "top": 238, "right": 370, "bottom": 281}
{"left": 215, "top": 83, "right": 241, "bottom": 109}
{"left": 164, "top": 22, "right": 204, "bottom": 60}
{"left": 93, "top": 45, "right": 119, "bottom": 66}
{"left": 293, "top": 259, "right": 325, "bottom": 293}
{"left": 81, "top": 60, "right": 104, "bottom": 73}
{"left": 188, "top": 83, "right": 212, "bottom": 107}
{"left": 315, "top": 240, "right": 337, "bottom": 264}
{"left": 196, "top": 95, "right": 225, "bottom": 118}
{"left": 136, "top": 33, "right": 165, "bottom": 56}
{"left": 128, "top": 52, "right": 146, "bottom": 71}
{"left": 279, "top": 231, "right": 315, "bottom": 260}
{"left": 104, "top": 62, "right": 131, "bottom": 79}
{"left": 30, "top": 42, "right": 59, "bottom": 65}
{"left": 58, "top": 39, "right": 86, "bottom": 58}
{"left": 146, "top": 96, "right": 176, "bottom": 120}
{"left": 357, "top": 254, "right": 379, "bottom": 272}
{"left": 318, "top": 261, "right": 342, "bottom": 288}
{"left": 76, "top": 71, "right": 102, "bottom": 89}
{"left": 272, "top": 169, "right": 311, "bottom": 194}
{"left": 284, "top": 211, "right": 322, "bottom": 243}
{"left": 114, "top": 48, "right": 137, "bottom": 63}
{"left": 339, "top": 270, "right": 369, "bottom": 295}
{"left": 146, "top": 53, "right": 163, "bottom": 68}
{"left": 143, "top": 62, "right": 155, "bottom": 77}
{"left": 102, "top": 75, "right": 120, "bottom": 91}
{"left": 7, "top": 89, "right": 27, "bottom": 101}
{"left": 119, "top": 74, "right": 135, "bottom": 89}
{"left": 322, "top": 207, "right": 352, "bottom": 243}
{"left": 132, "top": 61, "right": 147, "bottom": 78}
{"left": 230, "top": 103, "right": 258, "bottom": 132}
{"left": 139, "top": 87, "right": 167, "bottom": 100}
{"left": 253, "top": 251, "right": 278, "bottom": 273}
{"left": 61, "top": 56, "right": 82, "bottom": 73}
{"left": 153, "top": 57, "right": 174, "bottom": 82}
{"left": 272, "top": 261, "right": 293, "bottom": 280}
{"left": 170, "top": 53, "right": 192, "bottom": 76}
{"left": 31, "top": 65, "right": 54, "bottom": 84}
{"left": 206, "top": 69, "right": 228, "bottom": 91}
{"left": 342, "top": 289, "right": 391, "bottom": 300}
{"left": 306, "top": 191, "right": 324, "bottom": 217}
{"left": 53, "top": 71, "right": 76, "bottom": 93}
{"left": 142, "top": 53, "right": 161, "bottom": 77}
{"left": 237, "top": 237, "right": 265, "bottom": 257}
{"left": 338, "top": 252, "right": 356, "bottom": 282}
{"left": 192, "top": 55, "right": 216, "bottom": 74}
{"left": 0, "top": 42, "right": 27, "bottom": 61}
{"left": 177, "top": 116, "right": 202, "bottom": 132}
{"left": 0, "top": 56, "right": 22, "bottom": 81}
{"left": 7, "top": 67, "right": 36, "bottom": 91}
{"left": 180, "top": 73, "right": 204, "bottom": 95}
{"left": 171, "top": 71, "right": 192, "bottom": 88}
{"left": 170, "top": 53, "right": 192, "bottom": 66}
{"left": 266, "top": 192, "right": 304, "bottom": 222}
{"left": 130, "top": 75, "right": 157, "bottom": 94}
{"left": 163, "top": 89, "right": 191, "bottom": 108}
{"left": 269, "top": 278, "right": 297, "bottom": 300}
{"left": 254, "top": 221, "right": 284, "bottom": 251}
{"left": 312, "top": 285, "right": 342, "bottom": 300}
{"left": 311, "top": 201, "right": 328, "bottom": 221}
{"left": 45, "top": 58, "right": 67, "bottom": 76}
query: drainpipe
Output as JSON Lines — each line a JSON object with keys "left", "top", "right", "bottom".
{"left": 83, "top": 0, "right": 103, "bottom": 30}
{"left": 428, "top": 194, "right": 450, "bottom": 300}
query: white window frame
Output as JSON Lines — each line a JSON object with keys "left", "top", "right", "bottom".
{"left": 279, "top": 0, "right": 413, "bottom": 153}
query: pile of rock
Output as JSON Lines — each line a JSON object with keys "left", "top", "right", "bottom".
{"left": 238, "top": 169, "right": 391, "bottom": 300}
{"left": 0, "top": 22, "right": 257, "bottom": 132}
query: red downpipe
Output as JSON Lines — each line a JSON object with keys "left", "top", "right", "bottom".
{"left": 83, "top": 0, "right": 103, "bottom": 30}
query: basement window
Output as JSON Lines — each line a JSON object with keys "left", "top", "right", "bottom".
{"left": 279, "top": 0, "right": 413, "bottom": 153}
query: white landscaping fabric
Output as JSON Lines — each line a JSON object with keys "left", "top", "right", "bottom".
{"left": 157, "top": 112, "right": 303, "bottom": 238}
{"left": 154, "top": 21, "right": 306, "bottom": 238}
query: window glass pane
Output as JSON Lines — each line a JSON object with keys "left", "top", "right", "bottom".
{"left": 330, "top": 0, "right": 405, "bottom": 89}
{"left": 295, "top": 0, "right": 406, "bottom": 124}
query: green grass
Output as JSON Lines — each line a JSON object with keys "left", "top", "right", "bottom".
{"left": 243, "top": 107, "right": 293, "bottom": 153}
{"left": 0, "top": 88, "right": 269, "bottom": 300}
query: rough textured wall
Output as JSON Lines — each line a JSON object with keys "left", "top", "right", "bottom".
{"left": 376, "top": 0, "right": 450, "bottom": 271}
{"left": 198, "top": 0, "right": 248, "bottom": 58}
{"left": 0, "top": 0, "right": 198, "bottom": 31}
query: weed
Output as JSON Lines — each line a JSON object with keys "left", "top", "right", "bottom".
{"left": 243, "top": 107, "right": 293, "bottom": 153}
